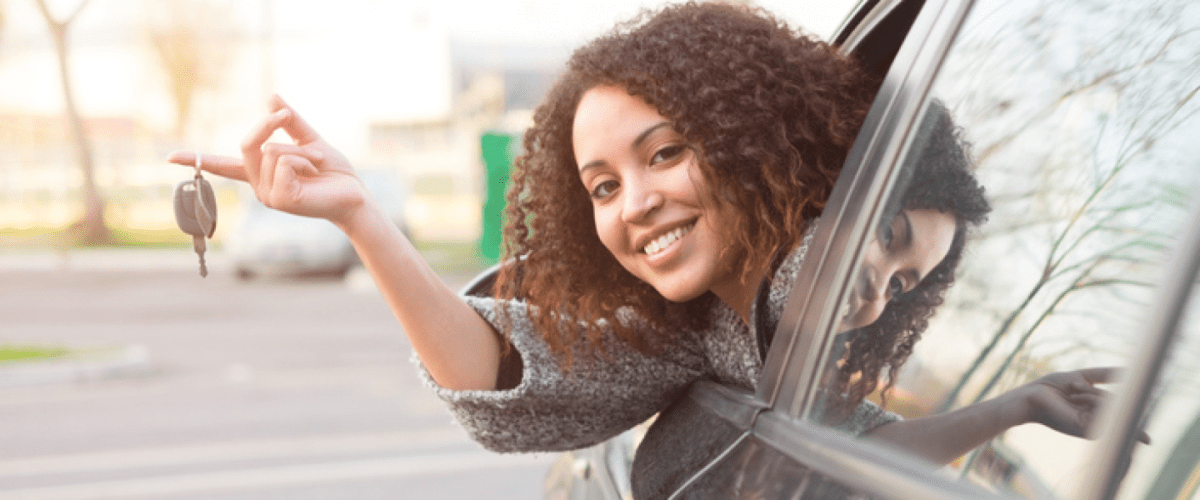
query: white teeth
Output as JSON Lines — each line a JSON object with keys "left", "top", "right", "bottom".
{"left": 644, "top": 224, "right": 695, "bottom": 255}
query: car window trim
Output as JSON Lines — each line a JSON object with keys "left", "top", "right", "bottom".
{"left": 756, "top": 0, "right": 975, "bottom": 417}
{"left": 1082, "top": 195, "right": 1200, "bottom": 500}
{"left": 834, "top": 0, "right": 904, "bottom": 53}
{"left": 752, "top": 411, "right": 1008, "bottom": 500}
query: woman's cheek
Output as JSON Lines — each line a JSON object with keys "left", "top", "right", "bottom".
{"left": 593, "top": 208, "right": 623, "bottom": 257}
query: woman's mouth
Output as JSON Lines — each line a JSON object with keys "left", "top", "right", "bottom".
{"left": 842, "top": 292, "right": 859, "bottom": 327}
{"left": 841, "top": 278, "right": 869, "bottom": 329}
{"left": 643, "top": 223, "right": 696, "bottom": 256}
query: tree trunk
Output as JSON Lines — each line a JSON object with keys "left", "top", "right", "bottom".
{"left": 38, "top": 0, "right": 107, "bottom": 245}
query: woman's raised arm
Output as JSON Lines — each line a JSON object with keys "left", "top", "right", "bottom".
{"left": 862, "top": 367, "right": 1147, "bottom": 465}
{"left": 168, "top": 95, "right": 503, "bottom": 391}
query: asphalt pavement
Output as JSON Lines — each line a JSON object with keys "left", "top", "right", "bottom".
{"left": 0, "top": 248, "right": 556, "bottom": 500}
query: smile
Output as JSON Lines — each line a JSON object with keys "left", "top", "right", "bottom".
{"left": 643, "top": 223, "right": 696, "bottom": 256}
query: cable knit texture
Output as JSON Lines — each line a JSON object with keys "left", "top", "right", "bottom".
{"left": 415, "top": 230, "right": 899, "bottom": 453}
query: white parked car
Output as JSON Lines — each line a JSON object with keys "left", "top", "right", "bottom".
{"left": 227, "top": 169, "right": 409, "bottom": 280}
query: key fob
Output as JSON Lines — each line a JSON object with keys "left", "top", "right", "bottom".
{"left": 174, "top": 178, "right": 217, "bottom": 238}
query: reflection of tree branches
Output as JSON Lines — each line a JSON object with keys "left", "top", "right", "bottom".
{"left": 938, "top": 185, "right": 1160, "bottom": 410}
{"left": 973, "top": 19, "right": 1196, "bottom": 167}
{"left": 970, "top": 275, "right": 1148, "bottom": 405}
{"left": 939, "top": 60, "right": 1196, "bottom": 411}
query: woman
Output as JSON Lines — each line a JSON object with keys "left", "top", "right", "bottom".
{"left": 170, "top": 1, "right": 1115, "bottom": 469}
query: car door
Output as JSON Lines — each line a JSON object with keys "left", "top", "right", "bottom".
{"left": 631, "top": 0, "right": 1200, "bottom": 497}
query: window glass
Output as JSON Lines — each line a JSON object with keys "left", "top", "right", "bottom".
{"left": 810, "top": 0, "right": 1200, "bottom": 497}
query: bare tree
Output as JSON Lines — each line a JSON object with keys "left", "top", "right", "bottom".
{"left": 35, "top": 0, "right": 107, "bottom": 244}
{"left": 145, "top": 0, "right": 235, "bottom": 137}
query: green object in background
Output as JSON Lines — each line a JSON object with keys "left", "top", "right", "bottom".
{"left": 479, "top": 132, "right": 514, "bottom": 264}
{"left": 0, "top": 345, "right": 68, "bottom": 362}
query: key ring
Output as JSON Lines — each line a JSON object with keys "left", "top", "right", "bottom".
{"left": 194, "top": 151, "right": 203, "bottom": 179}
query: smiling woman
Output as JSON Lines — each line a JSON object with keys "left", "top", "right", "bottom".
{"left": 494, "top": 4, "right": 876, "bottom": 366}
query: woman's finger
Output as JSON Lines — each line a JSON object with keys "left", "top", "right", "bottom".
{"left": 258, "top": 143, "right": 323, "bottom": 197}
{"left": 240, "top": 108, "right": 293, "bottom": 187}
{"left": 166, "top": 152, "right": 249, "bottom": 182}
{"left": 1067, "top": 392, "right": 1103, "bottom": 411}
{"left": 269, "top": 95, "right": 322, "bottom": 145}
{"left": 1077, "top": 367, "right": 1122, "bottom": 385}
{"left": 280, "top": 153, "right": 319, "bottom": 177}
{"left": 266, "top": 157, "right": 299, "bottom": 209}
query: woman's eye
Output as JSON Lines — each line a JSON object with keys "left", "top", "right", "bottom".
{"left": 591, "top": 180, "right": 619, "bottom": 199}
{"left": 879, "top": 219, "right": 895, "bottom": 245}
{"left": 887, "top": 276, "right": 905, "bottom": 299}
{"left": 651, "top": 145, "right": 687, "bottom": 164}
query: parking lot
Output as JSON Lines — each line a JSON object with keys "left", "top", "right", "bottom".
{"left": 0, "top": 249, "right": 554, "bottom": 500}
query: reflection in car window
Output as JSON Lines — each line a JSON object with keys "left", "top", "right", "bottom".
{"left": 812, "top": 0, "right": 1200, "bottom": 497}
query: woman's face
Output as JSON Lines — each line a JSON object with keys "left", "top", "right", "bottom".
{"left": 573, "top": 85, "right": 743, "bottom": 306}
{"left": 839, "top": 208, "right": 958, "bottom": 331}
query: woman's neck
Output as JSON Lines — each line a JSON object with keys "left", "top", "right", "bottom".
{"left": 711, "top": 261, "right": 773, "bottom": 325}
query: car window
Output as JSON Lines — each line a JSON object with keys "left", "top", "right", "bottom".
{"left": 804, "top": 0, "right": 1200, "bottom": 497}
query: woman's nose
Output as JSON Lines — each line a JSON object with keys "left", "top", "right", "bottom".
{"left": 858, "top": 272, "right": 889, "bottom": 326}
{"left": 861, "top": 295, "right": 887, "bottom": 327}
{"left": 621, "top": 179, "right": 664, "bottom": 223}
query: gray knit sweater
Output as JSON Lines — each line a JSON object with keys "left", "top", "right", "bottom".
{"left": 416, "top": 235, "right": 899, "bottom": 453}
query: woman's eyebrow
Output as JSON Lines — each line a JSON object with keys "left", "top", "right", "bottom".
{"left": 578, "top": 121, "right": 674, "bottom": 173}
{"left": 634, "top": 122, "right": 673, "bottom": 148}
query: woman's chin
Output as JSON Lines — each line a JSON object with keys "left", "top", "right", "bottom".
{"left": 837, "top": 312, "right": 869, "bottom": 332}
{"left": 650, "top": 282, "right": 708, "bottom": 304}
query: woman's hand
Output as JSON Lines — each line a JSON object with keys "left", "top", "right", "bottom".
{"left": 169, "top": 96, "right": 505, "bottom": 391}
{"left": 167, "top": 95, "right": 368, "bottom": 226}
{"left": 1019, "top": 367, "right": 1150, "bottom": 443}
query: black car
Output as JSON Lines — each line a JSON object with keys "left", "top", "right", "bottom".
{"left": 513, "top": 0, "right": 1200, "bottom": 498}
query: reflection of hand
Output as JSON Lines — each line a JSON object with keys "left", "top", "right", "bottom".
{"left": 1020, "top": 367, "right": 1150, "bottom": 444}
{"left": 168, "top": 95, "right": 370, "bottom": 227}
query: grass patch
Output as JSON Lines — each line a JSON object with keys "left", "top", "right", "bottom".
{"left": 104, "top": 227, "right": 193, "bottom": 248}
{"left": 1, "top": 225, "right": 192, "bottom": 249}
{"left": 0, "top": 345, "right": 70, "bottom": 363}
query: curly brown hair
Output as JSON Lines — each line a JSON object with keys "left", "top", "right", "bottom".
{"left": 494, "top": 2, "right": 877, "bottom": 362}
{"left": 832, "top": 100, "right": 991, "bottom": 410}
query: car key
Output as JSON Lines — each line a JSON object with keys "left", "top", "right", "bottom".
{"left": 174, "top": 153, "right": 217, "bottom": 277}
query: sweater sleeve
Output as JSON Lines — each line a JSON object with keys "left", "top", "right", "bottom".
{"left": 413, "top": 296, "right": 709, "bottom": 453}
{"left": 837, "top": 399, "right": 902, "bottom": 436}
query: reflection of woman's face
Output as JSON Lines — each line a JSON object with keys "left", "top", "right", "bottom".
{"left": 573, "top": 85, "right": 744, "bottom": 307}
{"left": 839, "top": 208, "right": 958, "bottom": 331}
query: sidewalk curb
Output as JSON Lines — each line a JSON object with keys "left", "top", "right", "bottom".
{"left": 0, "top": 344, "right": 154, "bottom": 388}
